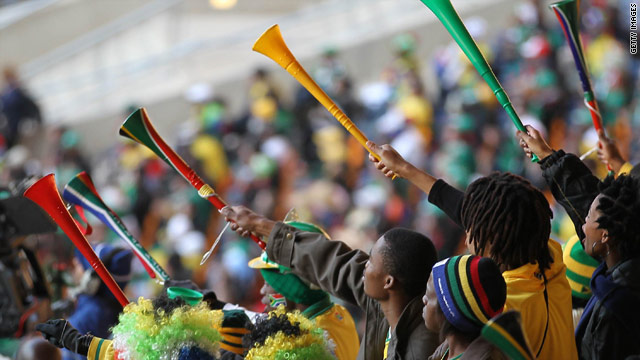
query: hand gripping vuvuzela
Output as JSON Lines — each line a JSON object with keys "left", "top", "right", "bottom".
{"left": 119, "top": 108, "right": 266, "bottom": 250}
{"left": 24, "top": 174, "right": 129, "bottom": 307}
{"left": 418, "top": 0, "right": 539, "bottom": 162}
{"left": 63, "top": 171, "right": 170, "bottom": 283}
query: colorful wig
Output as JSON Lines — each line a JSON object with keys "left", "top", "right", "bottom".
{"left": 111, "top": 297, "right": 223, "bottom": 360}
{"left": 244, "top": 307, "right": 335, "bottom": 360}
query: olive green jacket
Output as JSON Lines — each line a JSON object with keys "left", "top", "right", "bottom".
{"left": 266, "top": 222, "right": 439, "bottom": 360}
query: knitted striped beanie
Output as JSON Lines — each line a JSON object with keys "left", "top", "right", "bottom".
{"left": 432, "top": 255, "right": 506, "bottom": 333}
{"left": 563, "top": 235, "right": 599, "bottom": 299}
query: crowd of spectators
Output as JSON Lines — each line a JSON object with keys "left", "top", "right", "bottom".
{"left": 1, "top": 0, "right": 638, "bottom": 350}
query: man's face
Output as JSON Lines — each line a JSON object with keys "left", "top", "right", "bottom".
{"left": 422, "top": 274, "right": 443, "bottom": 333}
{"left": 363, "top": 236, "right": 392, "bottom": 300}
{"left": 582, "top": 195, "right": 606, "bottom": 257}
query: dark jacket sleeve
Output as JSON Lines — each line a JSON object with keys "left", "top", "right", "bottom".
{"left": 585, "top": 307, "right": 640, "bottom": 359}
{"left": 539, "top": 150, "right": 600, "bottom": 239}
{"left": 266, "top": 222, "right": 369, "bottom": 309}
{"left": 427, "top": 179, "right": 465, "bottom": 227}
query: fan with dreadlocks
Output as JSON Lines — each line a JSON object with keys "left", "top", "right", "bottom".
{"left": 575, "top": 174, "right": 640, "bottom": 359}
{"left": 460, "top": 172, "right": 553, "bottom": 272}
{"left": 365, "top": 141, "right": 577, "bottom": 360}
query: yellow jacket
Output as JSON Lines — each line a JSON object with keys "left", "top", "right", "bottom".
{"left": 502, "top": 240, "right": 578, "bottom": 359}
{"left": 305, "top": 301, "right": 360, "bottom": 360}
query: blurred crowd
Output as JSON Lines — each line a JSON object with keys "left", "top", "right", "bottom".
{"left": 0, "top": 0, "right": 638, "bottom": 357}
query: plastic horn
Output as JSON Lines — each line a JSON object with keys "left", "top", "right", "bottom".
{"left": 417, "top": 0, "right": 538, "bottom": 162}
{"left": 119, "top": 108, "right": 267, "bottom": 249}
{"left": 550, "top": 0, "right": 612, "bottom": 171}
{"left": 252, "top": 25, "right": 394, "bottom": 173}
{"left": 63, "top": 171, "right": 170, "bottom": 283}
{"left": 24, "top": 174, "right": 129, "bottom": 307}
{"left": 550, "top": 0, "right": 602, "bottom": 131}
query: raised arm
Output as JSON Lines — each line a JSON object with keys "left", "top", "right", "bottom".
{"left": 222, "top": 207, "right": 369, "bottom": 308}
{"left": 366, "top": 141, "right": 465, "bottom": 227}
{"left": 596, "top": 129, "right": 630, "bottom": 175}
{"left": 516, "top": 125, "right": 599, "bottom": 238}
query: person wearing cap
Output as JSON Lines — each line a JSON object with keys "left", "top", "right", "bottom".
{"left": 248, "top": 221, "right": 359, "bottom": 360}
{"left": 366, "top": 141, "right": 577, "bottom": 360}
{"left": 64, "top": 244, "right": 133, "bottom": 360}
{"left": 563, "top": 234, "right": 600, "bottom": 328}
{"left": 222, "top": 206, "right": 440, "bottom": 360}
{"left": 424, "top": 255, "right": 534, "bottom": 360}
{"left": 36, "top": 288, "right": 246, "bottom": 360}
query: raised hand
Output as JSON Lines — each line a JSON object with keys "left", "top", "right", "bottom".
{"left": 221, "top": 206, "right": 276, "bottom": 240}
{"left": 366, "top": 141, "right": 412, "bottom": 179}
{"left": 516, "top": 125, "right": 553, "bottom": 160}
{"left": 596, "top": 129, "right": 625, "bottom": 173}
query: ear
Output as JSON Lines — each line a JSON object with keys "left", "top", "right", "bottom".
{"left": 601, "top": 231, "right": 610, "bottom": 245}
{"left": 383, "top": 275, "right": 395, "bottom": 291}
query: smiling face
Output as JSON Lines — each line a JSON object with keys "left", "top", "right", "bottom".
{"left": 582, "top": 195, "right": 607, "bottom": 257}
{"left": 423, "top": 274, "right": 444, "bottom": 333}
{"left": 363, "top": 236, "right": 393, "bottom": 301}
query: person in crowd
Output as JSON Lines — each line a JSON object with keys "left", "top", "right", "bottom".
{"left": 517, "top": 125, "right": 640, "bottom": 359}
{"left": 64, "top": 244, "right": 133, "bottom": 360}
{"left": 424, "top": 255, "right": 534, "bottom": 359}
{"left": 222, "top": 206, "right": 440, "bottom": 360}
{"left": 0, "top": 66, "right": 41, "bottom": 148}
{"left": 516, "top": 126, "right": 633, "bottom": 325}
{"left": 36, "top": 289, "right": 249, "bottom": 360}
{"left": 243, "top": 306, "right": 336, "bottom": 360}
{"left": 248, "top": 221, "right": 359, "bottom": 360}
{"left": 365, "top": 141, "right": 577, "bottom": 359}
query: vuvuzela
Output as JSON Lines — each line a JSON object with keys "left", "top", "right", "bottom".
{"left": 24, "top": 174, "right": 129, "bottom": 307}
{"left": 253, "top": 24, "right": 384, "bottom": 163}
{"left": 418, "top": 0, "right": 538, "bottom": 161}
{"left": 550, "top": 0, "right": 603, "bottom": 131}
{"left": 63, "top": 171, "right": 170, "bottom": 283}
{"left": 119, "top": 108, "right": 266, "bottom": 250}
{"left": 550, "top": 0, "right": 612, "bottom": 170}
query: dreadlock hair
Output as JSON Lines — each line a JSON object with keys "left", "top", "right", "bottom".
{"left": 243, "top": 312, "right": 302, "bottom": 351}
{"left": 596, "top": 174, "right": 640, "bottom": 260}
{"left": 460, "top": 172, "right": 553, "bottom": 271}
{"left": 380, "top": 228, "right": 438, "bottom": 298}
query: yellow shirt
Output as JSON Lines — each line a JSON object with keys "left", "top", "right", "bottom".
{"left": 312, "top": 303, "right": 360, "bottom": 360}
{"left": 502, "top": 240, "right": 578, "bottom": 360}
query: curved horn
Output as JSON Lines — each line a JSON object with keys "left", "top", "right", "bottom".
{"left": 418, "top": 0, "right": 538, "bottom": 161}
{"left": 24, "top": 174, "right": 129, "bottom": 307}
{"left": 119, "top": 108, "right": 266, "bottom": 250}
{"left": 253, "top": 25, "right": 383, "bottom": 163}
{"left": 63, "top": 171, "right": 170, "bottom": 283}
